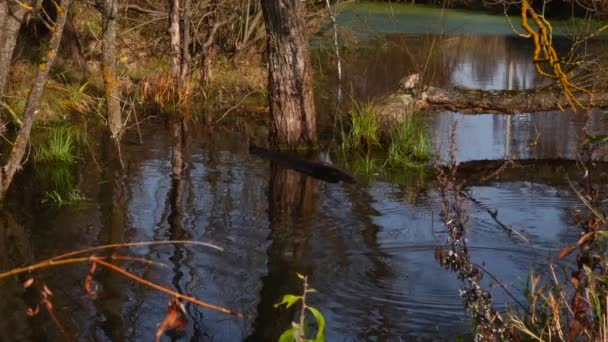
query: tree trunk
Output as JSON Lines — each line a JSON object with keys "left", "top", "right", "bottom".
{"left": 261, "top": 0, "right": 317, "bottom": 147}
{"left": 0, "top": 1, "right": 30, "bottom": 98}
{"left": 169, "top": 0, "right": 181, "bottom": 82}
{"left": 101, "top": 0, "right": 122, "bottom": 141}
{"left": 178, "top": 0, "right": 191, "bottom": 89}
{"left": 0, "top": 0, "right": 71, "bottom": 200}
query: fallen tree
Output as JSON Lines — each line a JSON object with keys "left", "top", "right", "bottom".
{"left": 376, "top": 74, "right": 605, "bottom": 126}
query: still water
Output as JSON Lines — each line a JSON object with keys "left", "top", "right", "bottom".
{"left": 2, "top": 6, "right": 608, "bottom": 342}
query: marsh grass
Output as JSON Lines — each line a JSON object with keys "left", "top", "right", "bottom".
{"left": 386, "top": 117, "right": 432, "bottom": 168}
{"left": 34, "top": 125, "right": 86, "bottom": 164}
{"left": 341, "top": 100, "right": 381, "bottom": 149}
{"left": 351, "top": 150, "right": 381, "bottom": 178}
{"left": 341, "top": 100, "right": 432, "bottom": 175}
{"left": 44, "top": 188, "right": 86, "bottom": 207}
{"left": 51, "top": 82, "right": 98, "bottom": 116}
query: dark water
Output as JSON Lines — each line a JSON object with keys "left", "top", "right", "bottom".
{"left": 2, "top": 11, "right": 608, "bottom": 342}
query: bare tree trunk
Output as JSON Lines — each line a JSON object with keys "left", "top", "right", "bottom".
{"left": 178, "top": 0, "right": 191, "bottom": 89}
{"left": 0, "top": 0, "right": 71, "bottom": 200}
{"left": 169, "top": 0, "right": 181, "bottom": 82}
{"left": 0, "top": 1, "right": 30, "bottom": 98}
{"left": 101, "top": 0, "right": 122, "bottom": 141}
{"left": 325, "top": 0, "right": 342, "bottom": 101}
{"left": 261, "top": 0, "right": 317, "bottom": 147}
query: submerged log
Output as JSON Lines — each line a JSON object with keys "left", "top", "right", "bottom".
{"left": 376, "top": 73, "right": 608, "bottom": 126}
{"left": 249, "top": 144, "right": 355, "bottom": 184}
{"left": 448, "top": 159, "right": 608, "bottom": 186}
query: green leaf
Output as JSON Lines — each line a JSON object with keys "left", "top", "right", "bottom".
{"left": 296, "top": 273, "right": 305, "bottom": 280}
{"left": 278, "top": 327, "right": 299, "bottom": 342}
{"left": 274, "top": 294, "right": 302, "bottom": 309}
{"left": 307, "top": 306, "right": 326, "bottom": 342}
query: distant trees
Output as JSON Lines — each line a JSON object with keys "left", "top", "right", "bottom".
{"left": 261, "top": 0, "right": 318, "bottom": 147}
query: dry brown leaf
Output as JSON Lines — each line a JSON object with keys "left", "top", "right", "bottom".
{"left": 559, "top": 245, "right": 577, "bottom": 259}
{"left": 26, "top": 305, "right": 40, "bottom": 317}
{"left": 22, "top": 277, "right": 35, "bottom": 288}
{"left": 155, "top": 298, "right": 187, "bottom": 342}
{"left": 42, "top": 284, "right": 53, "bottom": 297}
{"left": 84, "top": 262, "right": 98, "bottom": 298}
{"left": 577, "top": 232, "right": 595, "bottom": 246}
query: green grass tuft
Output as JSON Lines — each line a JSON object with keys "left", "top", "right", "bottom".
{"left": 341, "top": 100, "right": 381, "bottom": 149}
{"left": 386, "top": 117, "right": 433, "bottom": 168}
{"left": 34, "top": 126, "right": 82, "bottom": 164}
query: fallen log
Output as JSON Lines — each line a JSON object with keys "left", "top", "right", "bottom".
{"left": 249, "top": 144, "right": 356, "bottom": 184}
{"left": 423, "top": 86, "right": 605, "bottom": 114}
{"left": 376, "top": 73, "right": 608, "bottom": 127}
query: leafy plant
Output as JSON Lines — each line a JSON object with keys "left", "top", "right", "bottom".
{"left": 275, "top": 274, "right": 326, "bottom": 342}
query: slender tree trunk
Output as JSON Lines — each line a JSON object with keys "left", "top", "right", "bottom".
{"left": 101, "top": 0, "right": 122, "bottom": 141}
{"left": 178, "top": 0, "right": 191, "bottom": 89}
{"left": 0, "top": 1, "right": 30, "bottom": 98}
{"left": 261, "top": 0, "right": 317, "bottom": 147}
{"left": 169, "top": 0, "right": 181, "bottom": 83}
{"left": 0, "top": 0, "right": 71, "bottom": 200}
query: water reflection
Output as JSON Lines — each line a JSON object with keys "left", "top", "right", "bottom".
{"left": 433, "top": 109, "right": 608, "bottom": 162}
{"left": 0, "top": 122, "right": 598, "bottom": 340}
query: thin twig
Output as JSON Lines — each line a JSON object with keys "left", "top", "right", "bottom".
{"left": 215, "top": 90, "right": 256, "bottom": 123}
{"left": 93, "top": 257, "right": 242, "bottom": 317}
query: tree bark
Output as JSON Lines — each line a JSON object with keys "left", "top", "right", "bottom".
{"left": 423, "top": 86, "right": 603, "bottom": 114}
{"left": 382, "top": 74, "right": 607, "bottom": 119}
{"left": 178, "top": 0, "right": 191, "bottom": 89}
{"left": 0, "top": 1, "right": 30, "bottom": 98}
{"left": 169, "top": 0, "right": 181, "bottom": 82}
{"left": 0, "top": 0, "right": 71, "bottom": 200}
{"left": 101, "top": 0, "right": 122, "bottom": 141}
{"left": 261, "top": 0, "right": 317, "bottom": 147}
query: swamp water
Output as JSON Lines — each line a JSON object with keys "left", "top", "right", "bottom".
{"left": 2, "top": 5, "right": 608, "bottom": 342}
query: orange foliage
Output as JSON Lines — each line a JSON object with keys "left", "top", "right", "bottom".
{"left": 518, "top": 0, "right": 593, "bottom": 110}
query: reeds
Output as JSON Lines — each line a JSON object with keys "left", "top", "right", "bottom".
{"left": 34, "top": 126, "right": 82, "bottom": 164}
{"left": 341, "top": 100, "right": 432, "bottom": 177}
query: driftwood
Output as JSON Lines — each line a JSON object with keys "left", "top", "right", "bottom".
{"left": 249, "top": 144, "right": 355, "bottom": 184}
